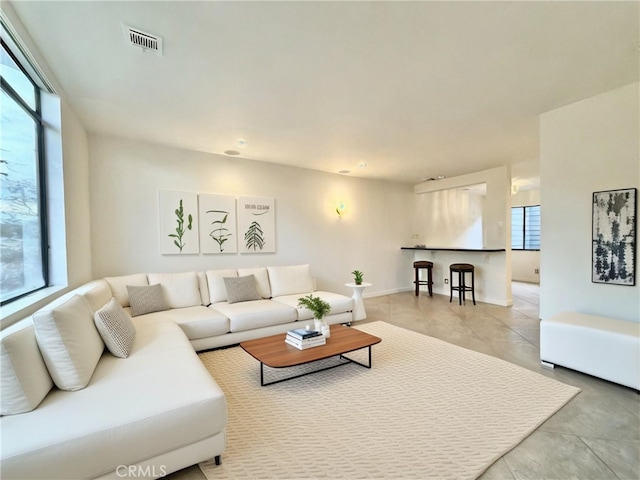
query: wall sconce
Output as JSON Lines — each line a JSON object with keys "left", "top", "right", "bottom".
{"left": 336, "top": 201, "right": 345, "bottom": 219}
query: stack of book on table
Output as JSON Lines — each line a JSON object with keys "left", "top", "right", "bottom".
{"left": 285, "top": 328, "right": 326, "bottom": 350}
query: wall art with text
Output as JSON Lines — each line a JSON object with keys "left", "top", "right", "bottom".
{"left": 238, "top": 196, "right": 276, "bottom": 253}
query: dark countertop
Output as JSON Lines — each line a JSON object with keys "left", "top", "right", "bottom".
{"left": 401, "top": 247, "right": 506, "bottom": 252}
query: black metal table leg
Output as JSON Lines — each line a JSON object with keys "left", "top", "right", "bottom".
{"left": 260, "top": 345, "right": 375, "bottom": 386}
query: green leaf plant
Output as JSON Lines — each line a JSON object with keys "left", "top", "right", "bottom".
{"left": 207, "top": 210, "right": 231, "bottom": 252}
{"left": 167, "top": 199, "right": 193, "bottom": 252}
{"left": 297, "top": 294, "right": 331, "bottom": 320}
{"left": 351, "top": 269, "right": 364, "bottom": 285}
{"left": 244, "top": 221, "right": 265, "bottom": 251}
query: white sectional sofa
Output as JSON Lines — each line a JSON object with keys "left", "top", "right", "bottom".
{"left": 1, "top": 264, "right": 353, "bottom": 479}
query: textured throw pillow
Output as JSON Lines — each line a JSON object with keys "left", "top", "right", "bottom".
{"left": 237, "top": 267, "right": 272, "bottom": 298}
{"left": 206, "top": 269, "right": 238, "bottom": 303}
{"left": 94, "top": 298, "right": 136, "bottom": 358}
{"left": 104, "top": 273, "right": 149, "bottom": 307}
{"left": 127, "top": 284, "right": 169, "bottom": 317}
{"left": 224, "top": 275, "right": 261, "bottom": 304}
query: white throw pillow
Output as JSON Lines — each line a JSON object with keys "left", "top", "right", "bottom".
{"left": 268, "top": 264, "right": 314, "bottom": 297}
{"left": 148, "top": 271, "right": 201, "bottom": 308}
{"left": 238, "top": 267, "right": 271, "bottom": 298}
{"left": 206, "top": 269, "right": 238, "bottom": 303}
{"left": 224, "top": 275, "right": 262, "bottom": 304}
{"left": 94, "top": 298, "right": 136, "bottom": 358}
{"left": 33, "top": 294, "right": 104, "bottom": 391}
{"left": 127, "top": 284, "right": 169, "bottom": 317}
{"left": 105, "top": 273, "right": 148, "bottom": 307}
{"left": 1, "top": 321, "right": 53, "bottom": 415}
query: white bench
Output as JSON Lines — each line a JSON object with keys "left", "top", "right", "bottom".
{"left": 540, "top": 312, "right": 640, "bottom": 390}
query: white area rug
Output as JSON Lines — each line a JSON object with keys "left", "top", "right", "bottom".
{"left": 198, "top": 322, "right": 579, "bottom": 480}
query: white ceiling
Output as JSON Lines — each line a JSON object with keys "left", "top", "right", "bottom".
{"left": 7, "top": 1, "right": 639, "bottom": 185}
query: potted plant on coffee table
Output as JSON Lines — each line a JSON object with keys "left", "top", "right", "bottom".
{"left": 297, "top": 294, "right": 331, "bottom": 335}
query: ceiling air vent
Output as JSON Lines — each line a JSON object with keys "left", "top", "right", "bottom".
{"left": 123, "top": 25, "right": 163, "bottom": 56}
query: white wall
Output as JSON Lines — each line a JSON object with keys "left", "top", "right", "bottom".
{"left": 415, "top": 166, "right": 512, "bottom": 250}
{"left": 414, "top": 189, "right": 485, "bottom": 248}
{"left": 60, "top": 100, "right": 93, "bottom": 286}
{"left": 511, "top": 251, "right": 539, "bottom": 284}
{"left": 540, "top": 82, "right": 639, "bottom": 322}
{"left": 88, "top": 135, "right": 416, "bottom": 298}
{"left": 511, "top": 189, "right": 540, "bottom": 283}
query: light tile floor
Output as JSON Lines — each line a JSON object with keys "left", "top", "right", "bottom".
{"left": 168, "top": 283, "right": 639, "bottom": 480}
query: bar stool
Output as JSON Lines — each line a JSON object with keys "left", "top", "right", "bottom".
{"left": 413, "top": 261, "right": 433, "bottom": 297}
{"left": 449, "top": 263, "right": 475, "bottom": 305}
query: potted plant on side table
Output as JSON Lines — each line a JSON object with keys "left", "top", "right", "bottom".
{"left": 351, "top": 270, "right": 364, "bottom": 285}
{"left": 297, "top": 294, "right": 332, "bottom": 337}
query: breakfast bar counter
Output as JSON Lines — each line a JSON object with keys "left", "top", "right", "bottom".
{"left": 402, "top": 246, "right": 510, "bottom": 306}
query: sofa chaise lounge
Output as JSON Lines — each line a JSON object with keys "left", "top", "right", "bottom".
{"left": 1, "top": 264, "right": 353, "bottom": 479}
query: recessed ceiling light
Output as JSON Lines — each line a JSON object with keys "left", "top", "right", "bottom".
{"left": 224, "top": 150, "right": 241, "bottom": 156}
{"left": 338, "top": 170, "right": 351, "bottom": 174}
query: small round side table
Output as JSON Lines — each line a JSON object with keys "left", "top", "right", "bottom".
{"left": 345, "top": 282, "right": 372, "bottom": 321}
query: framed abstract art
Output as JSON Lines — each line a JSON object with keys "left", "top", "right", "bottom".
{"left": 592, "top": 188, "right": 636, "bottom": 285}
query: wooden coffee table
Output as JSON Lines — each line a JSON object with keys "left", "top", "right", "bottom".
{"left": 240, "top": 324, "right": 381, "bottom": 386}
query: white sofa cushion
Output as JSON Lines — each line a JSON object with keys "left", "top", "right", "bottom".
{"left": 198, "top": 271, "right": 211, "bottom": 305}
{"left": 94, "top": 298, "right": 136, "bottom": 358}
{"left": 132, "top": 306, "right": 230, "bottom": 341}
{"left": 237, "top": 267, "right": 271, "bottom": 298}
{"left": 105, "top": 273, "right": 148, "bottom": 307}
{"left": 127, "top": 284, "right": 169, "bottom": 317}
{"left": 33, "top": 294, "right": 104, "bottom": 391}
{"left": 272, "top": 291, "right": 354, "bottom": 321}
{"left": 0, "top": 320, "right": 53, "bottom": 415}
{"left": 148, "top": 271, "right": 202, "bottom": 308}
{"left": 77, "top": 279, "right": 113, "bottom": 312}
{"left": 267, "top": 264, "right": 314, "bottom": 297}
{"left": 224, "top": 275, "right": 262, "bottom": 304}
{"left": 212, "top": 299, "right": 297, "bottom": 332}
{"left": 206, "top": 269, "right": 238, "bottom": 303}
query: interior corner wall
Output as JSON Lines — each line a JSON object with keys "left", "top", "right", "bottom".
{"left": 539, "top": 82, "right": 639, "bottom": 322}
{"left": 60, "top": 99, "right": 92, "bottom": 286}
{"left": 88, "top": 135, "right": 416, "bottom": 298}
